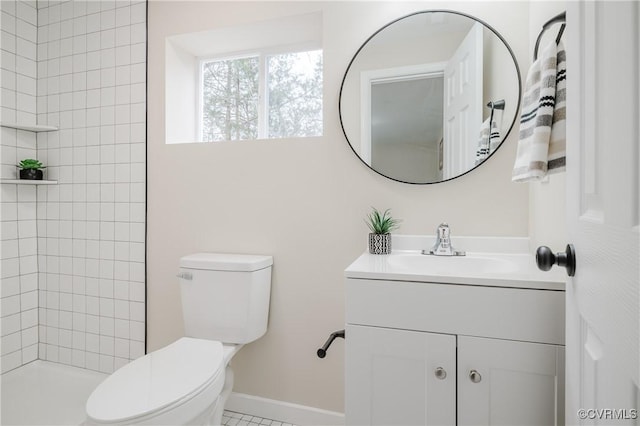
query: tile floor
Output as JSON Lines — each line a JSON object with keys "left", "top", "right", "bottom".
{"left": 222, "top": 410, "right": 296, "bottom": 426}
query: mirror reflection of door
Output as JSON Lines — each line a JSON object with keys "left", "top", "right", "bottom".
{"left": 371, "top": 72, "right": 444, "bottom": 183}
{"left": 443, "top": 22, "right": 483, "bottom": 179}
{"left": 360, "top": 20, "right": 484, "bottom": 182}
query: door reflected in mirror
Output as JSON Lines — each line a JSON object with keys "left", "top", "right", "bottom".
{"left": 339, "top": 11, "right": 521, "bottom": 184}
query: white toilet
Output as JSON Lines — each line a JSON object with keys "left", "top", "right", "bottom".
{"left": 85, "top": 253, "right": 273, "bottom": 425}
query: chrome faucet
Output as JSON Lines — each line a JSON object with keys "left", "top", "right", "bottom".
{"left": 422, "top": 223, "right": 466, "bottom": 256}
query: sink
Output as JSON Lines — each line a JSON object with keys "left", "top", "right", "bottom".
{"left": 344, "top": 235, "right": 565, "bottom": 290}
{"left": 387, "top": 253, "right": 519, "bottom": 275}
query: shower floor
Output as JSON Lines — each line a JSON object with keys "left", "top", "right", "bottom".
{"left": 1, "top": 360, "right": 107, "bottom": 425}
{"left": 1, "top": 361, "right": 294, "bottom": 426}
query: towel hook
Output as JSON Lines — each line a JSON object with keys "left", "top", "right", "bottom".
{"left": 533, "top": 11, "right": 566, "bottom": 60}
{"left": 486, "top": 99, "right": 505, "bottom": 111}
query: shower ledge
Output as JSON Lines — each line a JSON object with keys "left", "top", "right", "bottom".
{"left": 0, "top": 179, "right": 58, "bottom": 185}
{"left": 0, "top": 122, "right": 59, "bottom": 132}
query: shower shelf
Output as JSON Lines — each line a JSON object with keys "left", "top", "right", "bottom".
{"left": 0, "top": 122, "right": 59, "bottom": 132}
{"left": 1, "top": 179, "right": 58, "bottom": 185}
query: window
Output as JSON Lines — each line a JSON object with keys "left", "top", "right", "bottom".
{"left": 200, "top": 49, "right": 323, "bottom": 142}
{"left": 165, "top": 12, "right": 322, "bottom": 144}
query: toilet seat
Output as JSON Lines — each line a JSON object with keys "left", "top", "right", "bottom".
{"left": 86, "top": 337, "right": 225, "bottom": 424}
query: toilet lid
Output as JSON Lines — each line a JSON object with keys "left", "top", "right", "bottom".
{"left": 86, "top": 337, "right": 224, "bottom": 423}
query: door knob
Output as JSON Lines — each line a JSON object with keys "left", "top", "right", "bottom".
{"left": 434, "top": 367, "right": 447, "bottom": 380}
{"left": 536, "top": 244, "right": 576, "bottom": 277}
{"left": 469, "top": 369, "right": 482, "bottom": 383}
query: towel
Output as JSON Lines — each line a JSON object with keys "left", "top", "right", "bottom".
{"left": 512, "top": 39, "right": 565, "bottom": 181}
{"left": 548, "top": 40, "right": 566, "bottom": 173}
{"left": 475, "top": 118, "right": 501, "bottom": 165}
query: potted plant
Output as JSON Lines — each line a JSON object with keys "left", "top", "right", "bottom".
{"left": 365, "top": 207, "right": 401, "bottom": 255}
{"left": 18, "top": 159, "right": 45, "bottom": 180}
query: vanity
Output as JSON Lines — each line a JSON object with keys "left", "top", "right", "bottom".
{"left": 344, "top": 235, "right": 566, "bottom": 426}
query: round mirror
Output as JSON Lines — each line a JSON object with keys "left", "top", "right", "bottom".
{"left": 339, "top": 11, "right": 522, "bottom": 184}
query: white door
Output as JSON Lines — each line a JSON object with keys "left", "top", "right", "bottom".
{"left": 564, "top": 2, "right": 639, "bottom": 425}
{"left": 345, "top": 325, "right": 456, "bottom": 426}
{"left": 443, "top": 22, "right": 483, "bottom": 179}
{"left": 457, "top": 336, "right": 565, "bottom": 426}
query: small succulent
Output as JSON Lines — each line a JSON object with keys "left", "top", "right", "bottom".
{"left": 365, "top": 207, "right": 401, "bottom": 234}
{"left": 18, "top": 159, "right": 45, "bottom": 170}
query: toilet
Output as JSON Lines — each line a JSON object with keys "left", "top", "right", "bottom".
{"left": 85, "top": 253, "right": 273, "bottom": 425}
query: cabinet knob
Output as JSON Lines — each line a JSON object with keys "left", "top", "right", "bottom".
{"left": 469, "top": 369, "right": 482, "bottom": 383}
{"left": 434, "top": 367, "right": 447, "bottom": 380}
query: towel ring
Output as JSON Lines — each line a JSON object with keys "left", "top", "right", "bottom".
{"left": 533, "top": 11, "right": 566, "bottom": 60}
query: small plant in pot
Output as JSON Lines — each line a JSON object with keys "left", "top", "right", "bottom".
{"left": 365, "top": 207, "right": 401, "bottom": 255}
{"left": 18, "top": 159, "right": 45, "bottom": 180}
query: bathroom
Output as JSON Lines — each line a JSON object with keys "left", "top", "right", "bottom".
{"left": 1, "top": 0, "right": 638, "bottom": 425}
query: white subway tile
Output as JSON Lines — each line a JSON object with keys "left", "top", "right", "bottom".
{"left": 114, "top": 65, "right": 129, "bottom": 85}
{"left": 60, "top": 19, "right": 73, "bottom": 40}
{"left": 98, "top": 354, "right": 114, "bottom": 373}
{"left": 86, "top": 351, "right": 99, "bottom": 371}
{"left": 59, "top": 346, "right": 72, "bottom": 365}
{"left": 129, "top": 320, "right": 144, "bottom": 342}
{"left": 1, "top": 332, "right": 21, "bottom": 355}
{"left": 20, "top": 289, "right": 37, "bottom": 311}
{"left": 130, "top": 22, "right": 144, "bottom": 44}
{"left": 20, "top": 273, "right": 37, "bottom": 293}
{"left": 45, "top": 343, "right": 59, "bottom": 362}
{"left": 86, "top": 331, "right": 99, "bottom": 352}
{"left": 60, "top": 1, "right": 74, "bottom": 21}
{"left": 86, "top": 297, "right": 99, "bottom": 316}
{"left": 99, "top": 318, "right": 114, "bottom": 337}
{"left": 99, "top": 297, "right": 114, "bottom": 318}
{"left": 100, "top": 29, "right": 115, "bottom": 50}
{"left": 1, "top": 276, "right": 20, "bottom": 298}
{"left": 1, "top": 349, "right": 21, "bottom": 373}
{"left": 72, "top": 329, "right": 85, "bottom": 349}
{"left": 71, "top": 349, "right": 85, "bottom": 367}
{"left": 86, "top": 13, "right": 100, "bottom": 34}
{"left": 1, "top": 313, "right": 20, "bottom": 337}
{"left": 100, "top": 9, "right": 115, "bottom": 30}
{"left": 98, "top": 278, "right": 113, "bottom": 298}
{"left": 130, "top": 339, "right": 144, "bottom": 360}
{"left": 114, "top": 319, "right": 129, "bottom": 339}
{"left": 21, "top": 308, "right": 37, "bottom": 329}
{"left": 59, "top": 312, "right": 73, "bottom": 331}
{"left": 0, "top": 311, "right": 19, "bottom": 336}
{"left": 101, "top": 67, "right": 115, "bottom": 87}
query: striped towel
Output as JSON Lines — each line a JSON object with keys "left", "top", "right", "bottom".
{"left": 475, "top": 118, "right": 501, "bottom": 165}
{"left": 548, "top": 40, "right": 566, "bottom": 173}
{"left": 512, "top": 39, "right": 565, "bottom": 181}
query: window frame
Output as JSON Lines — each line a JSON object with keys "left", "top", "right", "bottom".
{"left": 197, "top": 42, "right": 322, "bottom": 142}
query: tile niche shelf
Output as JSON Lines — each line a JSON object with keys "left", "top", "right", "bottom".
{"left": 1, "top": 122, "right": 59, "bottom": 184}
{"left": 1, "top": 179, "right": 58, "bottom": 185}
{"left": 0, "top": 122, "right": 59, "bottom": 132}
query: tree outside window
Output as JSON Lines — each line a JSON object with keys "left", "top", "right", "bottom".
{"left": 201, "top": 49, "right": 323, "bottom": 142}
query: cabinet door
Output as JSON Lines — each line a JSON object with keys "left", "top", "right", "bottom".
{"left": 458, "top": 336, "right": 565, "bottom": 426}
{"left": 345, "top": 324, "right": 456, "bottom": 426}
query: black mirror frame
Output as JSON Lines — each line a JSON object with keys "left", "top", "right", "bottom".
{"left": 338, "top": 9, "right": 523, "bottom": 185}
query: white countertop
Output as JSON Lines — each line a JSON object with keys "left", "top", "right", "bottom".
{"left": 345, "top": 235, "right": 566, "bottom": 291}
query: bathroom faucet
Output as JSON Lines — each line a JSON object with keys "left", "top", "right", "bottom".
{"left": 422, "top": 223, "right": 466, "bottom": 256}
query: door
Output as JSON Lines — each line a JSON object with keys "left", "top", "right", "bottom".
{"left": 565, "top": 2, "right": 639, "bottom": 424}
{"left": 457, "top": 336, "right": 565, "bottom": 426}
{"left": 345, "top": 324, "right": 456, "bottom": 426}
{"left": 443, "top": 22, "right": 483, "bottom": 179}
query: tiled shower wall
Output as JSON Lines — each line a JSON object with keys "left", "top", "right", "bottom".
{"left": 1, "top": 0, "right": 146, "bottom": 374}
{"left": 1, "top": 0, "right": 40, "bottom": 373}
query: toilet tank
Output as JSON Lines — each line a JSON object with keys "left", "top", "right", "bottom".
{"left": 178, "top": 253, "right": 273, "bottom": 344}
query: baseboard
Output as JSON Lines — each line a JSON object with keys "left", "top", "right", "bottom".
{"left": 225, "top": 392, "right": 345, "bottom": 426}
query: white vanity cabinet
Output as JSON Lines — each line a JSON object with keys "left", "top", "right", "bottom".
{"left": 345, "top": 270, "right": 565, "bottom": 426}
